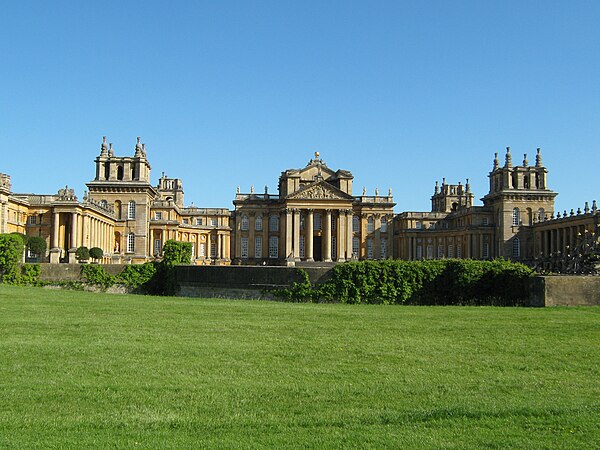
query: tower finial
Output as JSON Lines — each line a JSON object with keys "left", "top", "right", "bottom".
{"left": 493, "top": 152, "right": 499, "bottom": 170}
{"left": 466, "top": 178, "right": 471, "bottom": 193}
{"left": 434, "top": 180, "right": 439, "bottom": 194}
{"left": 523, "top": 153, "right": 528, "bottom": 166}
{"left": 505, "top": 146, "right": 512, "bottom": 168}
{"left": 536, "top": 148, "right": 542, "bottom": 167}
{"left": 108, "top": 142, "right": 114, "bottom": 157}
{"left": 100, "top": 136, "right": 108, "bottom": 156}
{"left": 135, "top": 136, "right": 142, "bottom": 156}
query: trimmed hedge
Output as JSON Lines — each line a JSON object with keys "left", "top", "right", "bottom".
{"left": 279, "top": 259, "right": 535, "bottom": 306}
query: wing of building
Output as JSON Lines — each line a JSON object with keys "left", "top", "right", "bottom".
{"left": 0, "top": 139, "right": 597, "bottom": 267}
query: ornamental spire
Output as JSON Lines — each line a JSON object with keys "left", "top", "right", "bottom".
{"left": 493, "top": 152, "right": 499, "bottom": 170}
{"left": 100, "top": 136, "right": 108, "bottom": 156}
{"left": 536, "top": 148, "right": 543, "bottom": 167}
{"left": 523, "top": 153, "right": 528, "bottom": 167}
{"left": 504, "top": 147, "right": 512, "bottom": 168}
{"left": 134, "top": 136, "right": 142, "bottom": 157}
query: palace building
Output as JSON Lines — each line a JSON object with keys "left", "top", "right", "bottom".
{"left": 0, "top": 137, "right": 597, "bottom": 267}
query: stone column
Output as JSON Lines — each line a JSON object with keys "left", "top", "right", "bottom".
{"left": 306, "top": 209, "right": 314, "bottom": 262}
{"left": 479, "top": 234, "right": 484, "bottom": 259}
{"left": 337, "top": 211, "right": 346, "bottom": 262}
{"left": 50, "top": 211, "right": 61, "bottom": 263}
{"left": 324, "top": 209, "right": 332, "bottom": 262}
{"left": 346, "top": 210, "right": 353, "bottom": 260}
{"left": 68, "top": 213, "right": 78, "bottom": 263}
{"left": 217, "top": 234, "right": 222, "bottom": 259}
{"left": 285, "top": 209, "right": 293, "bottom": 260}
{"left": 293, "top": 209, "right": 301, "bottom": 261}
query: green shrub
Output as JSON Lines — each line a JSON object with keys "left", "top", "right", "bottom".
{"left": 115, "top": 262, "right": 157, "bottom": 291}
{"left": 0, "top": 234, "right": 26, "bottom": 282}
{"left": 80, "top": 264, "right": 115, "bottom": 289}
{"left": 27, "top": 236, "right": 47, "bottom": 260}
{"left": 89, "top": 247, "right": 104, "bottom": 261}
{"left": 75, "top": 246, "right": 90, "bottom": 261}
{"left": 2, "top": 263, "right": 41, "bottom": 286}
{"left": 279, "top": 259, "right": 535, "bottom": 306}
{"left": 161, "top": 240, "right": 192, "bottom": 266}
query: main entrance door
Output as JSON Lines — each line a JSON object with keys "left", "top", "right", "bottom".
{"left": 313, "top": 236, "right": 322, "bottom": 261}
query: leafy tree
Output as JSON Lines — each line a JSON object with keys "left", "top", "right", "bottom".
{"left": 0, "top": 234, "right": 25, "bottom": 281}
{"left": 89, "top": 247, "right": 104, "bottom": 262}
{"left": 161, "top": 240, "right": 192, "bottom": 266}
{"left": 27, "top": 236, "right": 47, "bottom": 259}
{"left": 75, "top": 246, "right": 90, "bottom": 261}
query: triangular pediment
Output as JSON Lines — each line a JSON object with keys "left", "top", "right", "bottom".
{"left": 286, "top": 180, "right": 354, "bottom": 201}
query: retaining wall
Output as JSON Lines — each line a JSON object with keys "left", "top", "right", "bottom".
{"left": 529, "top": 276, "right": 600, "bottom": 306}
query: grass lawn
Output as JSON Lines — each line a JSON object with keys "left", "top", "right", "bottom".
{"left": 0, "top": 285, "right": 599, "bottom": 448}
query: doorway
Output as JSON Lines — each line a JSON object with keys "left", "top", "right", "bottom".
{"left": 313, "top": 236, "right": 322, "bottom": 261}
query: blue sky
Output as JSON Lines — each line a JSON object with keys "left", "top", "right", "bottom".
{"left": 1, "top": 1, "right": 599, "bottom": 213}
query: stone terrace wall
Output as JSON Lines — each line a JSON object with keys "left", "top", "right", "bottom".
{"left": 529, "top": 276, "right": 600, "bottom": 307}
{"left": 39, "top": 263, "right": 124, "bottom": 281}
{"left": 175, "top": 266, "right": 332, "bottom": 300}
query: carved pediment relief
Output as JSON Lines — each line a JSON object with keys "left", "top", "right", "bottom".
{"left": 287, "top": 182, "right": 352, "bottom": 201}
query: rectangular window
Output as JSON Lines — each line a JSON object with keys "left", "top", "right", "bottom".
{"left": 367, "top": 238, "right": 374, "bottom": 259}
{"left": 196, "top": 218, "right": 202, "bottom": 226}
{"left": 127, "top": 234, "right": 135, "bottom": 253}
{"left": 381, "top": 218, "right": 387, "bottom": 233}
{"left": 183, "top": 218, "right": 189, "bottom": 224}
{"left": 352, "top": 236, "right": 359, "bottom": 257}
{"left": 211, "top": 237, "right": 217, "bottom": 258}
{"left": 241, "top": 237, "right": 248, "bottom": 259}
{"left": 154, "top": 239, "right": 162, "bottom": 255}
{"left": 255, "top": 215, "right": 263, "bottom": 231}
{"left": 199, "top": 242, "right": 206, "bottom": 257}
{"left": 483, "top": 243, "right": 490, "bottom": 259}
{"left": 427, "top": 245, "right": 433, "bottom": 259}
{"left": 211, "top": 218, "right": 218, "bottom": 227}
{"left": 457, "top": 244, "right": 462, "bottom": 258}
{"left": 416, "top": 221, "right": 422, "bottom": 229}
{"left": 269, "top": 236, "right": 278, "bottom": 258}
{"left": 416, "top": 245, "right": 423, "bottom": 260}
{"left": 331, "top": 236, "right": 336, "bottom": 260}
{"left": 437, "top": 245, "right": 444, "bottom": 259}
{"left": 447, "top": 244, "right": 453, "bottom": 258}
{"left": 255, "top": 236, "right": 262, "bottom": 259}
{"left": 352, "top": 215, "right": 359, "bottom": 232}
{"left": 380, "top": 238, "right": 387, "bottom": 259}
{"left": 154, "top": 211, "right": 162, "bottom": 220}
{"left": 314, "top": 213, "right": 321, "bottom": 231}
{"left": 28, "top": 215, "right": 36, "bottom": 225}
{"left": 482, "top": 217, "right": 489, "bottom": 226}
{"left": 299, "top": 235, "right": 305, "bottom": 259}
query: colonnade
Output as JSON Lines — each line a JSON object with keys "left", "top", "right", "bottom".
{"left": 535, "top": 222, "right": 596, "bottom": 257}
{"left": 402, "top": 232, "right": 492, "bottom": 260}
{"left": 151, "top": 228, "right": 230, "bottom": 262}
{"left": 50, "top": 211, "right": 114, "bottom": 263}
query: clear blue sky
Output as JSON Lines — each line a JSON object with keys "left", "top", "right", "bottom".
{"left": 1, "top": 1, "right": 599, "bottom": 213}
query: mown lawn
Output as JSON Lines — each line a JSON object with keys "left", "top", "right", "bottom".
{"left": 0, "top": 285, "right": 598, "bottom": 449}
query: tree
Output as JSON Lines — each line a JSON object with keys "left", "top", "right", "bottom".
{"left": 27, "top": 236, "right": 47, "bottom": 260}
{"left": 89, "top": 247, "right": 104, "bottom": 262}
{"left": 0, "top": 234, "right": 25, "bottom": 280}
{"left": 75, "top": 246, "right": 90, "bottom": 262}
{"left": 161, "top": 240, "right": 192, "bottom": 266}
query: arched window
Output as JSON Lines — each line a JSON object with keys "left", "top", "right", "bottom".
{"left": 128, "top": 201, "right": 136, "bottom": 220}
{"left": 241, "top": 214, "right": 249, "bottom": 231}
{"left": 381, "top": 217, "right": 388, "bottom": 233}
{"left": 367, "top": 216, "right": 374, "bottom": 233}
{"left": 127, "top": 233, "right": 135, "bottom": 253}
{"left": 512, "top": 208, "right": 520, "bottom": 226}
{"left": 537, "top": 208, "right": 545, "bottom": 221}
{"left": 512, "top": 237, "right": 520, "bottom": 258}
{"left": 255, "top": 214, "right": 263, "bottom": 231}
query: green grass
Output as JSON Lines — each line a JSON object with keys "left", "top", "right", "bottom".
{"left": 0, "top": 285, "right": 599, "bottom": 449}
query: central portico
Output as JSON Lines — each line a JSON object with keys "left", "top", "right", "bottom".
{"left": 232, "top": 153, "right": 396, "bottom": 265}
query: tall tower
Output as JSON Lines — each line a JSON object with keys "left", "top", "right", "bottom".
{"left": 86, "top": 136, "right": 157, "bottom": 261}
{"left": 482, "top": 147, "right": 556, "bottom": 259}
{"left": 431, "top": 178, "right": 474, "bottom": 213}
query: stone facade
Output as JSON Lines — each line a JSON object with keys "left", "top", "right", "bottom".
{"left": 0, "top": 138, "right": 597, "bottom": 267}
